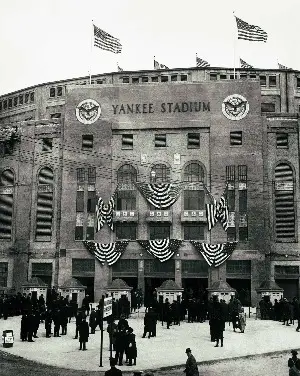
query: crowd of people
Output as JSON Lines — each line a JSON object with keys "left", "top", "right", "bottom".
{"left": 259, "top": 296, "right": 300, "bottom": 327}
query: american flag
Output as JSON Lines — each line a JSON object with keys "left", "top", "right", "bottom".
{"left": 117, "top": 64, "right": 123, "bottom": 72}
{"left": 138, "top": 239, "right": 182, "bottom": 262}
{"left": 278, "top": 63, "right": 290, "bottom": 70}
{"left": 206, "top": 194, "right": 229, "bottom": 231}
{"left": 93, "top": 25, "right": 122, "bottom": 54}
{"left": 240, "top": 58, "right": 253, "bottom": 69}
{"left": 83, "top": 241, "right": 129, "bottom": 266}
{"left": 196, "top": 56, "right": 210, "bottom": 68}
{"left": 154, "top": 60, "right": 169, "bottom": 70}
{"left": 95, "top": 193, "right": 115, "bottom": 232}
{"left": 235, "top": 17, "right": 268, "bottom": 42}
{"left": 136, "top": 182, "right": 184, "bottom": 209}
{"left": 190, "top": 241, "right": 237, "bottom": 267}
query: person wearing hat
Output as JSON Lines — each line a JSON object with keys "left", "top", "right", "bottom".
{"left": 104, "top": 358, "right": 122, "bottom": 376}
{"left": 184, "top": 348, "right": 199, "bottom": 376}
{"left": 289, "top": 350, "right": 299, "bottom": 368}
{"left": 290, "top": 358, "right": 300, "bottom": 376}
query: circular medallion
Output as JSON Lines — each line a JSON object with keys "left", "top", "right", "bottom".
{"left": 76, "top": 99, "right": 101, "bottom": 124}
{"left": 222, "top": 94, "right": 249, "bottom": 121}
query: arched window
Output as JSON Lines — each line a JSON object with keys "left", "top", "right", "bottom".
{"left": 0, "top": 169, "right": 14, "bottom": 240}
{"left": 36, "top": 167, "right": 54, "bottom": 241}
{"left": 183, "top": 162, "right": 205, "bottom": 210}
{"left": 274, "top": 163, "right": 295, "bottom": 241}
{"left": 116, "top": 164, "right": 137, "bottom": 210}
{"left": 150, "top": 164, "right": 170, "bottom": 183}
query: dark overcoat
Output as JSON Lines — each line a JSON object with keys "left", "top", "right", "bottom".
{"left": 79, "top": 320, "right": 89, "bottom": 342}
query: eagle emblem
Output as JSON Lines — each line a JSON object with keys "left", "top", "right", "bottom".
{"left": 76, "top": 99, "right": 101, "bottom": 124}
{"left": 222, "top": 94, "right": 249, "bottom": 120}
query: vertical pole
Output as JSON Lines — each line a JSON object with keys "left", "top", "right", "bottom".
{"left": 99, "top": 302, "right": 104, "bottom": 367}
{"left": 233, "top": 11, "right": 236, "bottom": 79}
{"left": 90, "top": 20, "right": 94, "bottom": 84}
{"left": 109, "top": 318, "right": 113, "bottom": 360}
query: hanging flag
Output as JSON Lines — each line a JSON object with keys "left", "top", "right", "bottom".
{"left": 205, "top": 188, "right": 229, "bottom": 231}
{"left": 278, "top": 63, "right": 290, "bottom": 70}
{"left": 154, "top": 59, "right": 169, "bottom": 70}
{"left": 235, "top": 16, "right": 268, "bottom": 42}
{"left": 190, "top": 241, "right": 237, "bottom": 267}
{"left": 196, "top": 56, "right": 210, "bottom": 68}
{"left": 83, "top": 241, "right": 129, "bottom": 265}
{"left": 136, "top": 182, "right": 184, "bottom": 209}
{"left": 117, "top": 64, "right": 123, "bottom": 72}
{"left": 240, "top": 58, "right": 253, "bottom": 69}
{"left": 95, "top": 193, "right": 115, "bottom": 232}
{"left": 93, "top": 24, "right": 122, "bottom": 54}
{"left": 138, "top": 239, "right": 182, "bottom": 262}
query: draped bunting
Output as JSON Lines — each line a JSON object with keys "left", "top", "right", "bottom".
{"left": 95, "top": 193, "right": 115, "bottom": 232}
{"left": 138, "top": 239, "right": 183, "bottom": 262}
{"left": 205, "top": 186, "right": 229, "bottom": 231}
{"left": 83, "top": 240, "right": 129, "bottom": 265}
{"left": 136, "top": 183, "right": 184, "bottom": 209}
{"left": 190, "top": 241, "right": 237, "bottom": 267}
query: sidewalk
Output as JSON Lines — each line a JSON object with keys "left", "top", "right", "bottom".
{"left": 0, "top": 310, "right": 300, "bottom": 373}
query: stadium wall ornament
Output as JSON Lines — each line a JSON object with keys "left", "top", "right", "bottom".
{"left": 222, "top": 94, "right": 249, "bottom": 120}
{"left": 76, "top": 99, "right": 101, "bottom": 124}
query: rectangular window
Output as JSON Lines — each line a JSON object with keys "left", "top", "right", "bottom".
{"left": 72, "top": 258, "right": 95, "bottom": 275}
{"left": 297, "top": 77, "right": 300, "bottom": 88}
{"left": 88, "top": 167, "right": 96, "bottom": 183}
{"left": 86, "top": 213, "right": 94, "bottom": 240}
{"left": 13, "top": 97, "right": 18, "bottom": 107}
{"left": 116, "top": 223, "right": 137, "bottom": 240}
{"left": 0, "top": 193, "right": 13, "bottom": 240}
{"left": 171, "top": 75, "right": 177, "bottom": 81}
{"left": 240, "top": 74, "right": 247, "bottom": 80}
{"left": 161, "top": 76, "right": 168, "bottom": 82}
{"left": 269, "top": 75, "right": 277, "bottom": 87}
{"left": 3, "top": 100, "right": 7, "bottom": 109}
{"left": 112, "top": 259, "right": 138, "bottom": 274}
{"left": 8, "top": 99, "right": 12, "bottom": 108}
{"left": 116, "top": 190, "right": 136, "bottom": 210}
{"left": 82, "top": 135, "right": 94, "bottom": 149}
{"left": 261, "top": 103, "right": 276, "bottom": 112}
{"left": 250, "top": 74, "right": 257, "bottom": 79}
{"left": 30, "top": 92, "right": 34, "bottom": 102}
{"left": 227, "top": 227, "right": 236, "bottom": 241}
{"left": 220, "top": 74, "right": 227, "bottom": 80}
{"left": 239, "top": 226, "right": 248, "bottom": 241}
{"left": 151, "top": 77, "right": 158, "bottom": 82}
{"left": 183, "top": 224, "right": 205, "bottom": 240}
{"left": 57, "top": 86, "right": 63, "bottom": 96}
{"left": 187, "top": 133, "right": 200, "bottom": 148}
{"left": 227, "top": 190, "right": 235, "bottom": 210}
{"left": 180, "top": 75, "right": 187, "bottom": 81}
{"left": 141, "top": 76, "right": 148, "bottom": 83}
{"left": 87, "top": 189, "right": 96, "bottom": 213}
{"left": 0, "top": 262, "right": 8, "bottom": 287}
{"left": 50, "top": 87, "right": 56, "bottom": 97}
{"left": 19, "top": 95, "right": 23, "bottom": 105}
{"left": 260, "top": 75, "right": 266, "bottom": 86}
{"left": 276, "top": 132, "right": 288, "bottom": 148}
{"left": 149, "top": 224, "right": 170, "bottom": 240}
{"left": 230, "top": 131, "right": 242, "bottom": 146}
{"left": 155, "top": 134, "right": 167, "bottom": 147}
{"left": 210, "top": 73, "right": 217, "bottom": 80}
{"left": 96, "top": 80, "right": 103, "bottom": 84}
{"left": 132, "top": 77, "right": 139, "bottom": 84}
{"left": 239, "top": 190, "right": 247, "bottom": 212}
{"left": 25, "top": 93, "right": 29, "bottom": 103}
{"left": 0, "top": 102, "right": 2, "bottom": 111}
{"left": 75, "top": 213, "right": 84, "bottom": 240}
{"left": 76, "top": 188, "right": 84, "bottom": 212}
{"left": 42, "top": 138, "right": 53, "bottom": 152}
{"left": 77, "top": 168, "right": 85, "bottom": 183}
{"left": 238, "top": 165, "right": 247, "bottom": 182}
{"left": 226, "top": 260, "right": 251, "bottom": 274}
{"left": 122, "top": 134, "right": 133, "bottom": 150}
{"left": 35, "top": 191, "right": 53, "bottom": 241}
{"left": 181, "top": 260, "right": 208, "bottom": 275}
{"left": 31, "top": 262, "right": 52, "bottom": 286}
{"left": 226, "top": 165, "right": 235, "bottom": 182}
{"left": 184, "top": 190, "right": 205, "bottom": 210}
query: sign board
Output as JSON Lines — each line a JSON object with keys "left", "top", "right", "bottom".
{"left": 103, "top": 297, "right": 113, "bottom": 318}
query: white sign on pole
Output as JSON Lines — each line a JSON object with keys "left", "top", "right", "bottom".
{"left": 103, "top": 297, "right": 113, "bottom": 318}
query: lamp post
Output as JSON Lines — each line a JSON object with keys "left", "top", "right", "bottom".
{"left": 150, "top": 170, "right": 156, "bottom": 183}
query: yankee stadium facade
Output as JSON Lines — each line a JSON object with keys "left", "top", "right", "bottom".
{"left": 0, "top": 66, "right": 300, "bottom": 304}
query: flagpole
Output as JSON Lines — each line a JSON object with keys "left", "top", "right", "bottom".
{"left": 153, "top": 55, "right": 155, "bottom": 70}
{"left": 89, "top": 20, "right": 94, "bottom": 84}
{"left": 233, "top": 11, "right": 236, "bottom": 79}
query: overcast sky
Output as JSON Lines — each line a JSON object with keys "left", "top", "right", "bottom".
{"left": 0, "top": 0, "right": 299, "bottom": 95}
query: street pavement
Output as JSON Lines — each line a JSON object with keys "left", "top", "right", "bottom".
{"left": 0, "top": 308, "right": 299, "bottom": 374}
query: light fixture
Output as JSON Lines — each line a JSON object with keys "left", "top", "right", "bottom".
{"left": 139, "top": 253, "right": 143, "bottom": 257}
{"left": 151, "top": 170, "right": 156, "bottom": 179}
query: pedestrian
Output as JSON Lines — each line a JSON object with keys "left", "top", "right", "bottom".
{"left": 27, "top": 311, "right": 35, "bottom": 342}
{"left": 126, "top": 327, "right": 137, "bottom": 366}
{"left": 142, "top": 309, "right": 151, "bottom": 338}
{"left": 78, "top": 317, "right": 89, "bottom": 350}
{"left": 104, "top": 358, "right": 122, "bottom": 376}
{"left": 183, "top": 348, "right": 199, "bottom": 376}
{"left": 89, "top": 307, "right": 97, "bottom": 334}
{"left": 74, "top": 309, "right": 84, "bottom": 339}
{"left": 20, "top": 312, "right": 28, "bottom": 341}
{"left": 53, "top": 308, "right": 61, "bottom": 337}
{"left": 115, "top": 327, "right": 127, "bottom": 366}
{"left": 289, "top": 350, "right": 299, "bottom": 368}
{"left": 290, "top": 359, "right": 300, "bottom": 376}
{"left": 45, "top": 309, "right": 52, "bottom": 338}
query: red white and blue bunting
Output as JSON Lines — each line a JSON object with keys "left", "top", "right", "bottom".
{"left": 95, "top": 193, "right": 116, "bottom": 232}
{"left": 138, "top": 239, "right": 183, "bottom": 262}
{"left": 83, "top": 240, "right": 129, "bottom": 265}
{"left": 205, "top": 187, "right": 229, "bottom": 231}
{"left": 136, "top": 183, "right": 184, "bottom": 209}
{"left": 190, "top": 241, "right": 237, "bottom": 267}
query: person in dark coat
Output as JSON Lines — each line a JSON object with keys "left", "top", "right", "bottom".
{"left": 78, "top": 317, "right": 89, "bottom": 350}
{"left": 32, "top": 310, "right": 40, "bottom": 338}
{"left": 27, "top": 311, "right": 35, "bottom": 342}
{"left": 53, "top": 308, "right": 61, "bottom": 337}
{"left": 126, "top": 327, "right": 137, "bottom": 366}
{"left": 105, "top": 358, "right": 123, "bottom": 376}
{"left": 60, "top": 304, "right": 68, "bottom": 335}
{"left": 45, "top": 309, "right": 52, "bottom": 338}
{"left": 288, "top": 350, "right": 299, "bottom": 368}
{"left": 210, "top": 295, "right": 225, "bottom": 347}
{"left": 184, "top": 348, "right": 199, "bottom": 376}
{"left": 89, "top": 308, "right": 97, "bottom": 334}
{"left": 74, "top": 309, "right": 84, "bottom": 339}
{"left": 20, "top": 312, "right": 28, "bottom": 341}
{"left": 107, "top": 319, "right": 118, "bottom": 351}
{"left": 164, "top": 298, "right": 172, "bottom": 329}
{"left": 115, "top": 328, "right": 127, "bottom": 366}
{"left": 142, "top": 310, "right": 152, "bottom": 338}
{"left": 117, "top": 314, "right": 129, "bottom": 331}
{"left": 81, "top": 295, "right": 90, "bottom": 317}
